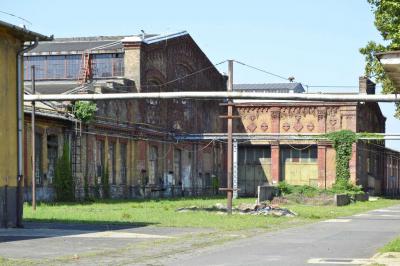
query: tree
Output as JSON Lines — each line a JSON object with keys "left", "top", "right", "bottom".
{"left": 54, "top": 142, "right": 75, "bottom": 201}
{"left": 73, "top": 101, "right": 97, "bottom": 122}
{"left": 360, "top": 0, "right": 400, "bottom": 117}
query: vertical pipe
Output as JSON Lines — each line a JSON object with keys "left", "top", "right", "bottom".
{"left": 31, "top": 66, "right": 36, "bottom": 211}
{"left": 16, "top": 39, "right": 39, "bottom": 227}
{"left": 227, "top": 60, "right": 233, "bottom": 214}
{"left": 16, "top": 53, "right": 24, "bottom": 227}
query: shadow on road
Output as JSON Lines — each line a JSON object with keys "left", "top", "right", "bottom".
{"left": 0, "top": 220, "right": 158, "bottom": 243}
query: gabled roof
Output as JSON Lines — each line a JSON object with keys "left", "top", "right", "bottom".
{"left": 233, "top": 83, "right": 305, "bottom": 93}
{"left": 0, "top": 20, "right": 50, "bottom": 41}
{"left": 26, "top": 31, "right": 189, "bottom": 55}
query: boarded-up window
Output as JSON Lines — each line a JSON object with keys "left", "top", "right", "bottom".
{"left": 174, "top": 149, "right": 182, "bottom": 185}
{"left": 47, "top": 135, "right": 58, "bottom": 184}
{"left": 34, "top": 133, "right": 42, "bottom": 185}
{"left": 149, "top": 146, "right": 158, "bottom": 184}
{"left": 120, "top": 143, "right": 127, "bottom": 185}
{"left": 96, "top": 140, "right": 105, "bottom": 177}
{"left": 109, "top": 142, "right": 116, "bottom": 184}
{"left": 281, "top": 146, "right": 317, "bottom": 163}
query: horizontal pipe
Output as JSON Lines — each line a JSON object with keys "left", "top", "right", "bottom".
{"left": 175, "top": 133, "right": 399, "bottom": 141}
{"left": 24, "top": 91, "right": 400, "bottom": 102}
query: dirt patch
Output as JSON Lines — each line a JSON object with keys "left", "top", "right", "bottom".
{"left": 272, "top": 193, "right": 335, "bottom": 206}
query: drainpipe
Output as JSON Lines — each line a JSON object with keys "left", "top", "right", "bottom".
{"left": 16, "top": 38, "right": 39, "bottom": 227}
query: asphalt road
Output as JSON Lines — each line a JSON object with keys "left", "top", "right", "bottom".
{"left": 164, "top": 205, "right": 400, "bottom": 266}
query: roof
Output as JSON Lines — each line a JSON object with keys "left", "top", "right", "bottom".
{"left": 26, "top": 31, "right": 189, "bottom": 55}
{"left": 28, "top": 36, "right": 125, "bottom": 54}
{"left": 376, "top": 50, "right": 400, "bottom": 90}
{"left": 0, "top": 20, "right": 50, "bottom": 41}
{"left": 25, "top": 81, "right": 82, "bottom": 94}
{"left": 233, "top": 83, "right": 305, "bottom": 93}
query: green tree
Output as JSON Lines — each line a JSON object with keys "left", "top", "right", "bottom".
{"left": 54, "top": 142, "right": 75, "bottom": 201}
{"left": 360, "top": 0, "right": 400, "bottom": 117}
{"left": 73, "top": 101, "right": 97, "bottom": 122}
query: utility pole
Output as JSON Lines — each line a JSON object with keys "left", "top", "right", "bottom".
{"left": 31, "top": 65, "right": 36, "bottom": 211}
{"left": 226, "top": 60, "right": 234, "bottom": 214}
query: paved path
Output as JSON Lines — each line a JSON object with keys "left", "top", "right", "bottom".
{"left": 164, "top": 205, "right": 400, "bottom": 266}
{"left": 0, "top": 222, "right": 210, "bottom": 260}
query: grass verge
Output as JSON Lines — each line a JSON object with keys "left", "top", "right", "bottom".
{"left": 23, "top": 197, "right": 400, "bottom": 231}
{"left": 380, "top": 237, "right": 400, "bottom": 253}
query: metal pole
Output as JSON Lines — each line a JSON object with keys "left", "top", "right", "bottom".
{"left": 227, "top": 60, "right": 233, "bottom": 214}
{"left": 233, "top": 140, "right": 238, "bottom": 199}
{"left": 31, "top": 65, "right": 36, "bottom": 211}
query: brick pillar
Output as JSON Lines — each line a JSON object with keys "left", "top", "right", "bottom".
{"left": 270, "top": 108, "right": 280, "bottom": 184}
{"left": 317, "top": 143, "right": 327, "bottom": 189}
{"left": 270, "top": 107, "right": 281, "bottom": 133}
{"left": 317, "top": 107, "right": 326, "bottom": 133}
{"left": 271, "top": 142, "right": 280, "bottom": 184}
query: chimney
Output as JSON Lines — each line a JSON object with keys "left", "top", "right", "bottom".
{"left": 121, "top": 36, "right": 144, "bottom": 92}
{"left": 359, "top": 76, "right": 376, "bottom": 94}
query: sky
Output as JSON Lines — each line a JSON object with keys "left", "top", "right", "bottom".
{"left": 2, "top": 0, "right": 399, "bottom": 149}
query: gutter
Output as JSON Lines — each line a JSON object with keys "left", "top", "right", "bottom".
{"left": 15, "top": 38, "right": 39, "bottom": 227}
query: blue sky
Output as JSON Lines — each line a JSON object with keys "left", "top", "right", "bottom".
{"left": 2, "top": 0, "right": 399, "bottom": 148}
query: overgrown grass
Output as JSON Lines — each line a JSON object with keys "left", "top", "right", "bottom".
{"left": 23, "top": 197, "right": 400, "bottom": 231}
{"left": 380, "top": 237, "right": 400, "bottom": 252}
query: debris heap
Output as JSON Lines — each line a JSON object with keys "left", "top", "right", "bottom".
{"left": 176, "top": 202, "right": 297, "bottom": 217}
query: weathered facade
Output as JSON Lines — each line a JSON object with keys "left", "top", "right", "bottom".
{"left": 23, "top": 100, "right": 76, "bottom": 202}
{"left": 233, "top": 77, "right": 386, "bottom": 196}
{"left": 0, "top": 20, "right": 49, "bottom": 227}
{"left": 24, "top": 32, "right": 226, "bottom": 200}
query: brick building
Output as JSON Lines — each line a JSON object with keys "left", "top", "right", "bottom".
{"left": 231, "top": 77, "right": 387, "bottom": 196}
{"left": 24, "top": 32, "right": 226, "bottom": 200}
{"left": 231, "top": 77, "right": 386, "bottom": 196}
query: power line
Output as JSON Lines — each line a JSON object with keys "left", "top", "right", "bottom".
{"left": 233, "top": 60, "right": 360, "bottom": 89}
{"left": 0, "top": 10, "right": 32, "bottom": 25}
{"left": 233, "top": 60, "right": 289, "bottom": 81}
{"left": 306, "top": 85, "right": 358, "bottom": 88}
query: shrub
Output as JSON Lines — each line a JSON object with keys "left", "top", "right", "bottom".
{"left": 277, "top": 181, "right": 293, "bottom": 195}
{"left": 73, "top": 101, "right": 97, "bottom": 122}
{"left": 54, "top": 142, "right": 74, "bottom": 201}
{"left": 211, "top": 176, "right": 219, "bottom": 195}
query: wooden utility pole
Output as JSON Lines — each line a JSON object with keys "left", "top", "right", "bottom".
{"left": 226, "top": 60, "right": 234, "bottom": 214}
{"left": 31, "top": 65, "right": 36, "bottom": 211}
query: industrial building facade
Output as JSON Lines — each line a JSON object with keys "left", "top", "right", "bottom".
{"left": 23, "top": 32, "right": 226, "bottom": 200}
{"left": 232, "top": 78, "right": 387, "bottom": 196}
{"left": 20, "top": 31, "right": 399, "bottom": 202}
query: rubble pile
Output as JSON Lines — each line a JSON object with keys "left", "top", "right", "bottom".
{"left": 176, "top": 202, "right": 297, "bottom": 217}
{"left": 236, "top": 202, "right": 297, "bottom": 217}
